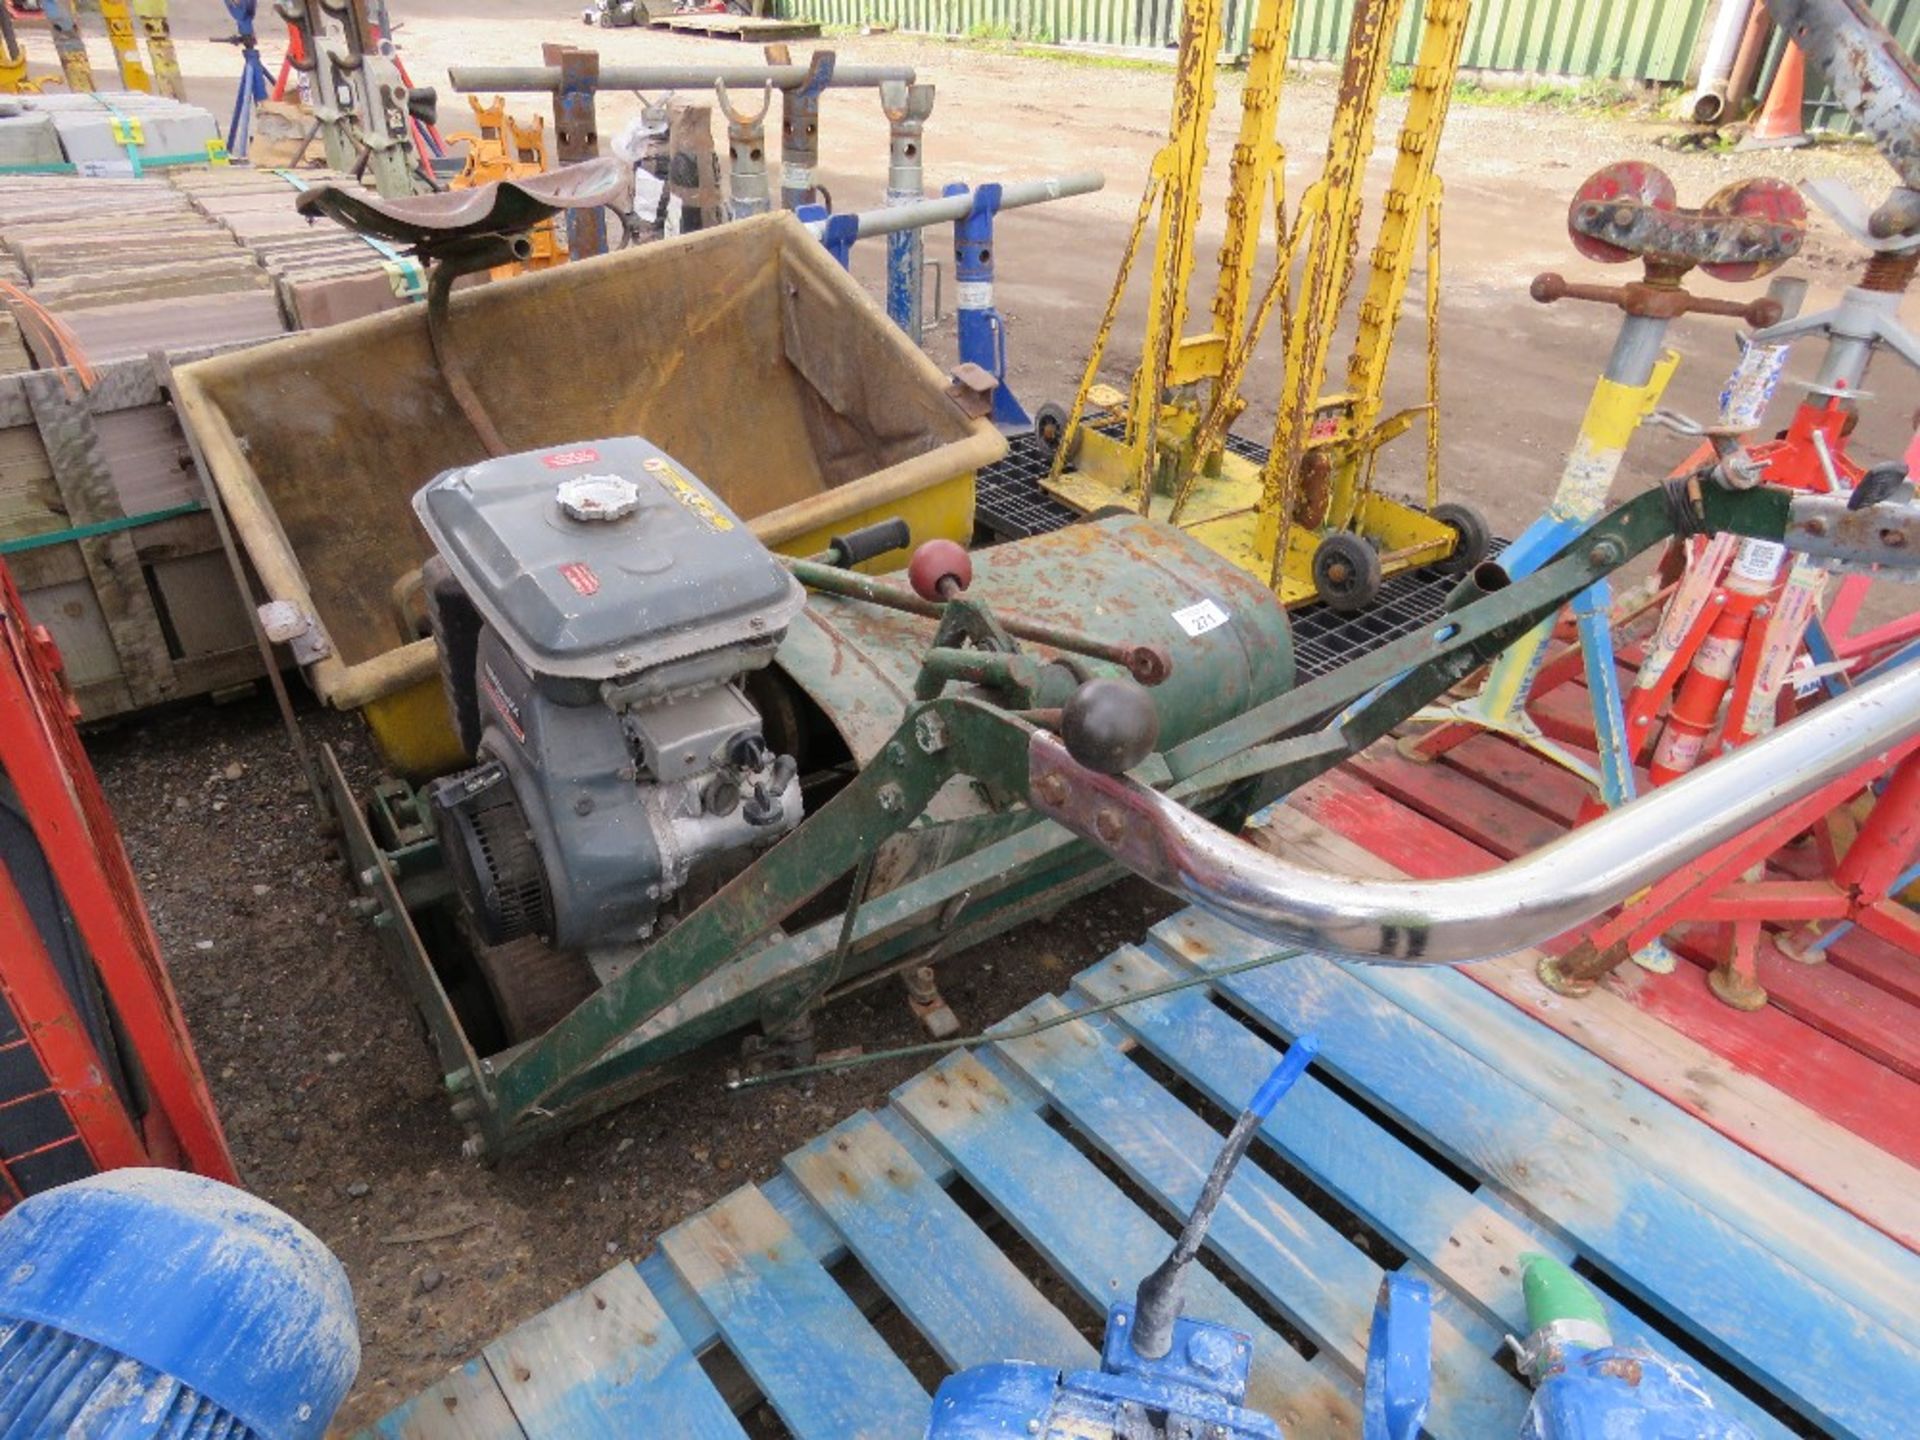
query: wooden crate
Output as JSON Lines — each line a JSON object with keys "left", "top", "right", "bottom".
{"left": 0, "top": 356, "right": 260, "bottom": 720}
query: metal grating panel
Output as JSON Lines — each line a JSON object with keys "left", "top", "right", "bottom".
{"left": 976, "top": 429, "right": 1505, "bottom": 681}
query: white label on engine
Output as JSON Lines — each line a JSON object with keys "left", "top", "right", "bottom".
{"left": 957, "top": 280, "right": 993, "bottom": 310}
{"left": 782, "top": 162, "right": 814, "bottom": 190}
{"left": 1172, "top": 598, "right": 1230, "bottom": 638}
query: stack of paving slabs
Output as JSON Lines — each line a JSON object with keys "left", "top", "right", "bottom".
{"left": 0, "top": 161, "right": 452, "bottom": 723}
{"left": 0, "top": 175, "right": 283, "bottom": 366}
{"left": 0, "top": 170, "right": 284, "bottom": 722}
{"left": 172, "top": 167, "right": 429, "bottom": 328}
{"left": 0, "top": 91, "right": 225, "bottom": 177}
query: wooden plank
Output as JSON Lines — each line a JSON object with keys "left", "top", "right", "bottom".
{"left": 0, "top": 423, "right": 59, "bottom": 541}
{"left": 1313, "top": 814, "right": 1920, "bottom": 1251}
{"left": 1075, "top": 947, "right": 1541, "bottom": 1332}
{"left": 1531, "top": 679, "right": 1610, "bottom": 754}
{"left": 892, "top": 1051, "right": 1360, "bottom": 1438}
{"left": 483, "top": 1263, "right": 744, "bottom": 1438}
{"left": 1188, "top": 948, "right": 1920, "bottom": 1435}
{"left": 1070, "top": 946, "right": 1793, "bottom": 1440}
{"left": 1442, "top": 730, "right": 1594, "bottom": 823}
{"left": 1664, "top": 922, "right": 1920, "bottom": 1081}
{"left": 1608, "top": 960, "right": 1920, "bottom": 1169}
{"left": 1293, "top": 767, "right": 1920, "bottom": 1174}
{"left": 92, "top": 403, "right": 197, "bottom": 514}
{"left": 22, "top": 369, "right": 174, "bottom": 707}
{"left": 151, "top": 548, "right": 254, "bottom": 660}
{"left": 1247, "top": 799, "right": 1920, "bottom": 1263}
{"left": 1348, "top": 745, "right": 1563, "bottom": 856}
{"left": 652, "top": 13, "right": 822, "bottom": 38}
{"left": 361, "top": 1358, "right": 524, "bottom": 1439}
{"left": 1190, "top": 814, "right": 1920, "bottom": 1297}
{"left": 1387, "top": 737, "right": 1919, "bottom": 1077}
{"left": 784, "top": 1112, "right": 1096, "bottom": 1373}
{"left": 660, "top": 1184, "right": 929, "bottom": 1438}
{"left": 990, "top": 995, "right": 1531, "bottom": 1439}
{"left": 17, "top": 575, "right": 124, "bottom": 695}
{"left": 1823, "top": 925, "right": 1920, "bottom": 1009}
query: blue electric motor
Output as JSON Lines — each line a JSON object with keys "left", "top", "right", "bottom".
{"left": 0, "top": 1169, "right": 359, "bottom": 1438}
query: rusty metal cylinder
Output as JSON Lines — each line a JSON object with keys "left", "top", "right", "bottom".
{"left": 775, "top": 514, "right": 1296, "bottom": 767}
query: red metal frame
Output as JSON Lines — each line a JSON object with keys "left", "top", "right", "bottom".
{"left": 0, "top": 559, "right": 236, "bottom": 1194}
{"left": 1582, "top": 739, "right": 1920, "bottom": 1007}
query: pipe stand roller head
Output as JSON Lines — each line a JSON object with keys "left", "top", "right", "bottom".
{"left": 0, "top": 1170, "right": 358, "bottom": 1439}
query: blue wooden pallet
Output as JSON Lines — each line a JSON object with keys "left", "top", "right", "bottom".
{"left": 365, "top": 906, "right": 1920, "bottom": 1440}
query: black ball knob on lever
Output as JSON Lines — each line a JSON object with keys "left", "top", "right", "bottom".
{"left": 1061, "top": 677, "right": 1160, "bottom": 776}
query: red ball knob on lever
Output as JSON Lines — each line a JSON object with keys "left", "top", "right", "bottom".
{"left": 908, "top": 539, "right": 974, "bottom": 603}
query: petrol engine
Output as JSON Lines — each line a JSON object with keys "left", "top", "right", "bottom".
{"left": 418, "top": 438, "right": 808, "bottom": 962}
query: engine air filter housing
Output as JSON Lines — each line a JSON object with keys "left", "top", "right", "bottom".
{"left": 0, "top": 1169, "right": 359, "bottom": 1439}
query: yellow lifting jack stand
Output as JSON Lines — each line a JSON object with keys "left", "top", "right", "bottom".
{"left": 1036, "top": 0, "right": 1490, "bottom": 612}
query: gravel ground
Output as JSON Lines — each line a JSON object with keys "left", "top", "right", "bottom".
{"left": 89, "top": 691, "right": 1177, "bottom": 1430}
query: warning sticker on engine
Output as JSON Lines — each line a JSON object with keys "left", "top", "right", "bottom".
{"left": 1172, "top": 598, "right": 1230, "bottom": 637}
{"left": 543, "top": 447, "right": 601, "bottom": 469}
{"left": 643, "top": 456, "right": 734, "bottom": 533}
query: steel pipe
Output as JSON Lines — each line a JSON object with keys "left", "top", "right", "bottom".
{"left": 449, "top": 62, "right": 915, "bottom": 94}
{"left": 1759, "top": 0, "right": 1920, "bottom": 193}
{"left": 1688, "top": 0, "right": 1755, "bottom": 125}
{"left": 799, "top": 171, "right": 1104, "bottom": 243}
{"left": 1030, "top": 658, "right": 1920, "bottom": 965}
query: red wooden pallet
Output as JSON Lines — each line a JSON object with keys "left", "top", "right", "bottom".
{"left": 1285, "top": 687, "right": 1920, "bottom": 1250}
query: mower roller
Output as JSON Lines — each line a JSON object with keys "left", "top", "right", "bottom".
{"left": 329, "top": 423, "right": 1920, "bottom": 1160}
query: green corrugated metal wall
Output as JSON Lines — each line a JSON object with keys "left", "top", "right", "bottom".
{"left": 779, "top": 0, "right": 1916, "bottom": 99}
{"left": 781, "top": 0, "right": 1713, "bottom": 81}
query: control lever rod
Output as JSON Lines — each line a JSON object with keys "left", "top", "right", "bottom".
{"left": 787, "top": 539, "right": 1173, "bottom": 686}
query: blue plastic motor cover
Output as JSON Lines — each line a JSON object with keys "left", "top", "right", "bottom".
{"left": 0, "top": 1169, "right": 358, "bottom": 1439}
{"left": 926, "top": 1302, "right": 1285, "bottom": 1439}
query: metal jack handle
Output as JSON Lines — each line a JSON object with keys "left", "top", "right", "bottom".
{"left": 1131, "top": 1038, "right": 1319, "bottom": 1360}
{"left": 1531, "top": 272, "right": 1783, "bottom": 330}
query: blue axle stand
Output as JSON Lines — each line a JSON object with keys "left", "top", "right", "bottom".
{"left": 805, "top": 186, "right": 1034, "bottom": 432}
{"left": 944, "top": 181, "right": 1031, "bottom": 430}
{"left": 221, "top": 0, "right": 273, "bottom": 159}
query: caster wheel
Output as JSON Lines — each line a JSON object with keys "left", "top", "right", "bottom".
{"left": 1032, "top": 401, "right": 1081, "bottom": 463}
{"left": 1312, "top": 532, "right": 1382, "bottom": 613}
{"left": 1430, "top": 501, "right": 1491, "bottom": 576}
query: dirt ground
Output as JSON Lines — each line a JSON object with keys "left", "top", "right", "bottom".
{"left": 34, "top": 3, "right": 1920, "bottom": 1430}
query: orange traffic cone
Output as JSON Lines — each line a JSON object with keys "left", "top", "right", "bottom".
{"left": 1742, "top": 41, "right": 1810, "bottom": 149}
